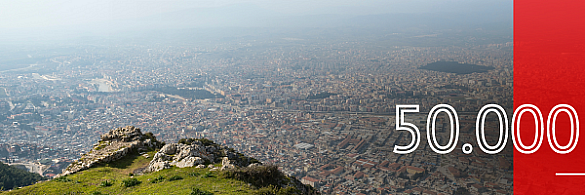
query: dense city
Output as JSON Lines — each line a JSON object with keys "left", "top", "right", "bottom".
{"left": 0, "top": 31, "right": 513, "bottom": 194}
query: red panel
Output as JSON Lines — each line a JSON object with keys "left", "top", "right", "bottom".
{"left": 514, "top": 0, "right": 585, "bottom": 194}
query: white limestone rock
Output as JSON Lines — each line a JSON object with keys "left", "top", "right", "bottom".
{"left": 221, "top": 157, "right": 236, "bottom": 170}
{"left": 248, "top": 163, "right": 261, "bottom": 168}
{"left": 147, "top": 160, "right": 171, "bottom": 172}
{"left": 171, "top": 157, "right": 204, "bottom": 168}
{"left": 160, "top": 143, "right": 178, "bottom": 155}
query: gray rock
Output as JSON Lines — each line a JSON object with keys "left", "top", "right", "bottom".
{"left": 173, "top": 144, "right": 193, "bottom": 161}
{"left": 100, "top": 126, "right": 143, "bottom": 142}
{"left": 248, "top": 163, "right": 261, "bottom": 168}
{"left": 147, "top": 161, "right": 171, "bottom": 172}
{"left": 153, "top": 152, "right": 171, "bottom": 161}
{"left": 146, "top": 142, "right": 219, "bottom": 172}
{"left": 171, "top": 157, "right": 204, "bottom": 168}
{"left": 160, "top": 143, "right": 178, "bottom": 155}
{"left": 221, "top": 157, "right": 236, "bottom": 170}
{"left": 60, "top": 126, "right": 159, "bottom": 177}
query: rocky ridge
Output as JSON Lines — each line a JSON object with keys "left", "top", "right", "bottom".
{"left": 53, "top": 126, "right": 318, "bottom": 194}
{"left": 58, "top": 126, "right": 162, "bottom": 177}
{"left": 146, "top": 138, "right": 257, "bottom": 172}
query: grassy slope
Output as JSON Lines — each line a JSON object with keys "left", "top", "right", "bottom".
{"left": 5, "top": 151, "right": 256, "bottom": 195}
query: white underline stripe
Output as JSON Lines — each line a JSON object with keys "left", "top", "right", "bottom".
{"left": 556, "top": 173, "right": 585, "bottom": 176}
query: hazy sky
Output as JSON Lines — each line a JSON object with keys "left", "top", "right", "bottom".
{"left": 0, "top": 0, "right": 511, "bottom": 30}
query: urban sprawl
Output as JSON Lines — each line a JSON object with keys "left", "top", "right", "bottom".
{"left": 0, "top": 36, "right": 513, "bottom": 194}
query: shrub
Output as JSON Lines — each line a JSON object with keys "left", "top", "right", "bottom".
{"left": 100, "top": 180, "right": 113, "bottom": 187}
{"left": 190, "top": 187, "right": 214, "bottom": 195}
{"left": 201, "top": 172, "right": 214, "bottom": 178}
{"left": 235, "top": 152, "right": 261, "bottom": 167}
{"left": 144, "top": 132, "right": 157, "bottom": 142}
{"left": 54, "top": 176, "right": 72, "bottom": 182}
{"left": 150, "top": 176, "right": 165, "bottom": 183}
{"left": 90, "top": 191, "right": 108, "bottom": 195}
{"left": 277, "top": 186, "right": 301, "bottom": 195}
{"left": 249, "top": 158, "right": 261, "bottom": 165}
{"left": 168, "top": 175, "right": 183, "bottom": 181}
{"left": 221, "top": 164, "right": 284, "bottom": 188}
{"left": 256, "top": 185, "right": 279, "bottom": 195}
{"left": 256, "top": 185, "right": 301, "bottom": 195}
{"left": 179, "top": 138, "right": 197, "bottom": 145}
{"left": 121, "top": 178, "right": 141, "bottom": 187}
{"left": 197, "top": 138, "right": 217, "bottom": 146}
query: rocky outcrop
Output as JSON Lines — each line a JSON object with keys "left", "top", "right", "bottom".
{"left": 58, "top": 126, "right": 161, "bottom": 177}
{"left": 221, "top": 157, "right": 235, "bottom": 170}
{"left": 58, "top": 127, "right": 257, "bottom": 178}
{"left": 100, "top": 126, "right": 145, "bottom": 142}
{"left": 146, "top": 142, "right": 215, "bottom": 172}
{"left": 52, "top": 129, "right": 318, "bottom": 194}
{"left": 145, "top": 139, "right": 258, "bottom": 173}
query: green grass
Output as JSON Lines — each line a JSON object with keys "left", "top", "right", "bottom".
{"left": 53, "top": 176, "right": 72, "bottom": 182}
{"left": 5, "top": 151, "right": 258, "bottom": 195}
{"left": 93, "top": 141, "right": 108, "bottom": 151}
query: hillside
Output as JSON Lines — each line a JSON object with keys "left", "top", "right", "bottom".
{"left": 0, "top": 162, "right": 45, "bottom": 191}
{"left": 3, "top": 126, "right": 318, "bottom": 195}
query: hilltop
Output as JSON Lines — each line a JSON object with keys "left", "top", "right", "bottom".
{"left": 3, "top": 126, "right": 318, "bottom": 195}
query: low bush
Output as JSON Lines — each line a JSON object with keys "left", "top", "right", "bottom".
{"left": 201, "top": 172, "right": 214, "bottom": 178}
{"left": 190, "top": 187, "right": 214, "bottom": 195}
{"left": 168, "top": 175, "right": 183, "bottom": 181}
{"left": 100, "top": 180, "right": 113, "bottom": 187}
{"left": 178, "top": 138, "right": 197, "bottom": 145}
{"left": 221, "top": 164, "right": 284, "bottom": 188}
{"left": 121, "top": 178, "right": 141, "bottom": 187}
{"left": 256, "top": 185, "right": 301, "bottom": 195}
{"left": 150, "top": 176, "right": 164, "bottom": 183}
{"left": 54, "top": 177, "right": 72, "bottom": 182}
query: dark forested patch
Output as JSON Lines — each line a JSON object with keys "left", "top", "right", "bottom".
{"left": 0, "top": 161, "right": 45, "bottom": 190}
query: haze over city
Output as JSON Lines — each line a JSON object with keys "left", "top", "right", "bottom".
{"left": 0, "top": 0, "right": 511, "bottom": 42}
{"left": 0, "top": 1, "right": 513, "bottom": 194}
